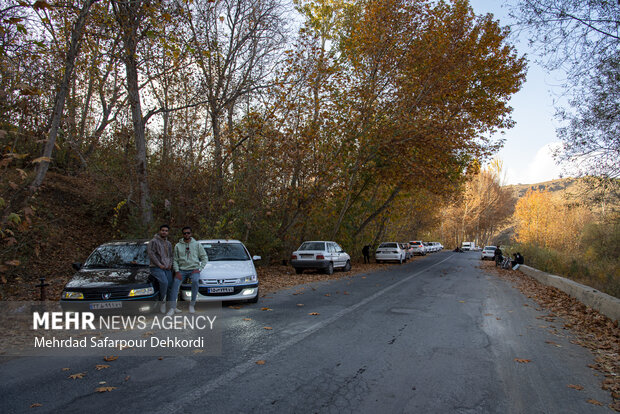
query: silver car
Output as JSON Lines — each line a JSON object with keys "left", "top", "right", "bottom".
{"left": 291, "top": 241, "right": 351, "bottom": 275}
{"left": 376, "top": 242, "right": 407, "bottom": 264}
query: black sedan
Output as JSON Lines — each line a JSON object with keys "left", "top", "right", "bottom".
{"left": 60, "top": 240, "right": 160, "bottom": 313}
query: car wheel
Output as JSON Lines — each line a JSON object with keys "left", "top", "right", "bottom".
{"left": 247, "top": 288, "right": 259, "bottom": 303}
{"left": 295, "top": 267, "right": 303, "bottom": 274}
{"left": 399, "top": 257, "right": 403, "bottom": 264}
{"left": 325, "top": 262, "right": 334, "bottom": 275}
{"left": 376, "top": 259, "right": 381, "bottom": 264}
{"left": 343, "top": 260, "right": 351, "bottom": 272}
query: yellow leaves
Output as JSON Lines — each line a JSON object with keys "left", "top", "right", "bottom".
{"left": 30, "top": 403, "right": 42, "bottom": 408}
{"left": 95, "top": 365, "right": 110, "bottom": 370}
{"left": 261, "top": 307, "right": 272, "bottom": 311}
{"left": 95, "top": 387, "right": 117, "bottom": 393}
{"left": 308, "top": 312, "right": 320, "bottom": 316}
{"left": 513, "top": 358, "right": 531, "bottom": 364}
{"left": 68, "top": 372, "right": 86, "bottom": 379}
{"left": 103, "top": 355, "right": 118, "bottom": 362}
{"left": 587, "top": 399, "right": 603, "bottom": 406}
{"left": 567, "top": 384, "right": 583, "bottom": 390}
{"left": 263, "top": 326, "right": 273, "bottom": 330}
{"left": 31, "top": 156, "right": 51, "bottom": 164}
{"left": 296, "top": 303, "right": 304, "bottom": 307}
{"left": 255, "top": 360, "right": 266, "bottom": 365}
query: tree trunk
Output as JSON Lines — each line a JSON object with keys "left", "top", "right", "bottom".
{"left": 31, "top": 0, "right": 98, "bottom": 190}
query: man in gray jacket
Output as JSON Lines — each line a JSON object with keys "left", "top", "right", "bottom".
{"left": 147, "top": 224, "right": 173, "bottom": 313}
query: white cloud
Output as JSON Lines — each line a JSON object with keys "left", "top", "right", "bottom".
{"left": 503, "top": 142, "right": 563, "bottom": 185}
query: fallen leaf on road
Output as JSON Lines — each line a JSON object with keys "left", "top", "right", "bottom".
{"left": 263, "top": 326, "right": 273, "bottom": 330}
{"left": 68, "top": 373, "right": 85, "bottom": 379}
{"left": 293, "top": 292, "right": 304, "bottom": 295}
{"left": 228, "top": 306, "right": 241, "bottom": 309}
{"left": 95, "top": 387, "right": 117, "bottom": 393}
{"left": 296, "top": 304, "right": 304, "bottom": 307}
{"left": 514, "top": 359, "right": 531, "bottom": 363}
{"left": 30, "top": 403, "right": 42, "bottom": 408}
{"left": 261, "top": 307, "right": 272, "bottom": 311}
{"left": 103, "top": 356, "right": 118, "bottom": 362}
{"left": 142, "top": 331, "right": 154, "bottom": 337}
{"left": 459, "top": 301, "right": 466, "bottom": 303}
{"left": 192, "top": 349, "right": 203, "bottom": 354}
{"left": 568, "top": 384, "right": 584, "bottom": 390}
{"left": 343, "top": 291, "right": 349, "bottom": 295}
{"left": 95, "top": 365, "right": 110, "bottom": 370}
{"left": 256, "top": 360, "right": 266, "bottom": 365}
{"left": 324, "top": 294, "right": 331, "bottom": 297}
{"left": 243, "top": 318, "right": 252, "bottom": 321}
{"left": 158, "top": 357, "right": 164, "bottom": 360}
{"left": 61, "top": 368, "right": 70, "bottom": 371}
{"left": 308, "top": 312, "right": 320, "bottom": 315}
{"left": 124, "top": 376, "right": 130, "bottom": 381}
{"left": 587, "top": 399, "right": 603, "bottom": 406}
{"left": 545, "top": 340, "right": 562, "bottom": 347}
{"left": 484, "top": 314, "right": 493, "bottom": 316}
{"left": 98, "top": 381, "right": 106, "bottom": 385}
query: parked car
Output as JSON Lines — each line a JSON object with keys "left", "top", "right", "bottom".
{"left": 423, "top": 242, "right": 433, "bottom": 253}
{"left": 403, "top": 243, "right": 414, "bottom": 259}
{"left": 60, "top": 240, "right": 159, "bottom": 313}
{"left": 180, "top": 239, "right": 260, "bottom": 303}
{"left": 409, "top": 240, "right": 426, "bottom": 256}
{"left": 480, "top": 245, "right": 497, "bottom": 260}
{"left": 376, "top": 242, "right": 407, "bottom": 264}
{"left": 291, "top": 241, "right": 351, "bottom": 275}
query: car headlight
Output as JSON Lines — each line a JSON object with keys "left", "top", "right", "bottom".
{"left": 128, "top": 287, "right": 155, "bottom": 297}
{"left": 62, "top": 291, "right": 84, "bottom": 300}
{"left": 242, "top": 275, "right": 257, "bottom": 283}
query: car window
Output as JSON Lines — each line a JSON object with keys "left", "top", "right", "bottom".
{"left": 379, "top": 243, "right": 397, "bottom": 248}
{"left": 327, "top": 243, "right": 335, "bottom": 253}
{"left": 84, "top": 244, "right": 148, "bottom": 268}
{"left": 201, "top": 243, "right": 250, "bottom": 261}
{"left": 299, "top": 242, "right": 326, "bottom": 251}
{"left": 334, "top": 243, "right": 343, "bottom": 253}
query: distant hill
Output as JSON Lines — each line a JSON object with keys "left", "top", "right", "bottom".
{"left": 504, "top": 177, "right": 580, "bottom": 199}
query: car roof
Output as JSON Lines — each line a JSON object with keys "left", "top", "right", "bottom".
{"left": 484, "top": 245, "right": 497, "bottom": 249}
{"left": 100, "top": 239, "right": 149, "bottom": 246}
{"left": 199, "top": 239, "right": 243, "bottom": 244}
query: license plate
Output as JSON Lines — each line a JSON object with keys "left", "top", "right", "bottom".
{"left": 90, "top": 302, "right": 122, "bottom": 310}
{"left": 300, "top": 254, "right": 313, "bottom": 258}
{"left": 208, "top": 287, "right": 234, "bottom": 294}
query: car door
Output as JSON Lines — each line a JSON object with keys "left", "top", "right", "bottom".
{"left": 334, "top": 243, "right": 346, "bottom": 267}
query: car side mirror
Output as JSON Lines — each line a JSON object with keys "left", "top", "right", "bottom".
{"left": 252, "top": 255, "right": 261, "bottom": 261}
{"left": 72, "top": 262, "right": 82, "bottom": 271}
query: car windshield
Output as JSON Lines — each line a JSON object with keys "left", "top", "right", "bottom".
{"left": 298, "top": 242, "right": 326, "bottom": 251}
{"left": 379, "top": 243, "right": 398, "bottom": 248}
{"left": 83, "top": 244, "right": 148, "bottom": 268}
{"left": 202, "top": 243, "right": 249, "bottom": 261}
{"left": 484, "top": 246, "right": 497, "bottom": 251}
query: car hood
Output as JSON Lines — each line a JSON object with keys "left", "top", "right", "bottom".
{"left": 65, "top": 267, "right": 151, "bottom": 288}
{"left": 201, "top": 260, "right": 256, "bottom": 278}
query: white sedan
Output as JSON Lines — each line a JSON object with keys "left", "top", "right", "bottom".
{"left": 480, "top": 246, "right": 497, "bottom": 260}
{"left": 375, "top": 242, "right": 407, "bottom": 264}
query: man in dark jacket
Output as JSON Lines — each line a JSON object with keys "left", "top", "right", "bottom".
{"left": 362, "top": 245, "right": 370, "bottom": 264}
{"left": 147, "top": 224, "right": 173, "bottom": 313}
{"left": 494, "top": 246, "right": 503, "bottom": 267}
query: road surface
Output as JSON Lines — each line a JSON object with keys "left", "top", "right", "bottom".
{"left": 0, "top": 251, "right": 612, "bottom": 413}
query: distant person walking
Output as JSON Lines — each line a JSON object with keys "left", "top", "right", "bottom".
{"left": 147, "top": 224, "right": 173, "bottom": 314}
{"left": 170, "top": 226, "right": 208, "bottom": 315}
{"left": 362, "top": 245, "right": 370, "bottom": 264}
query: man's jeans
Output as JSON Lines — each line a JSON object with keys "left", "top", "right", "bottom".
{"left": 170, "top": 269, "right": 200, "bottom": 307}
{"left": 150, "top": 267, "right": 172, "bottom": 302}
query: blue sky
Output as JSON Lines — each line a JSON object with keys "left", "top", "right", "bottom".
{"left": 469, "top": 0, "right": 565, "bottom": 185}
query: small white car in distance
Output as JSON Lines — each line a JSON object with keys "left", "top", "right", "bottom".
{"left": 180, "top": 239, "right": 260, "bottom": 303}
{"left": 291, "top": 241, "right": 351, "bottom": 275}
{"left": 376, "top": 242, "right": 407, "bottom": 264}
{"left": 409, "top": 240, "right": 426, "bottom": 256}
{"left": 480, "top": 245, "right": 497, "bottom": 260}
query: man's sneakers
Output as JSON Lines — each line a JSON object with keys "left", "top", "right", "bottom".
{"left": 189, "top": 304, "right": 195, "bottom": 314}
{"left": 166, "top": 307, "right": 175, "bottom": 317}
{"left": 174, "top": 308, "right": 182, "bottom": 313}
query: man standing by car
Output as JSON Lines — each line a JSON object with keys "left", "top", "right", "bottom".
{"left": 170, "top": 226, "right": 208, "bottom": 315}
{"left": 362, "top": 245, "right": 370, "bottom": 264}
{"left": 494, "top": 246, "right": 503, "bottom": 267}
{"left": 148, "top": 224, "right": 173, "bottom": 314}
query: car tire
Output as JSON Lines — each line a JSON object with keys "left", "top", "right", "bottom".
{"left": 343, "top": 260, "right": 351, "bottom": 272}
{"left": 325, "top": 262, "right": 334, "bottom": 275}
{"left": 295, "top": 267, "right": 303, "bottom": 274}
{"left": 376, "top": 259, "right": 381, "bottom": 264}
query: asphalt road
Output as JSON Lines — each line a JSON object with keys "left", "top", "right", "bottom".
{"left": 0, "top": 251, "right": 613, "bottom": 413}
